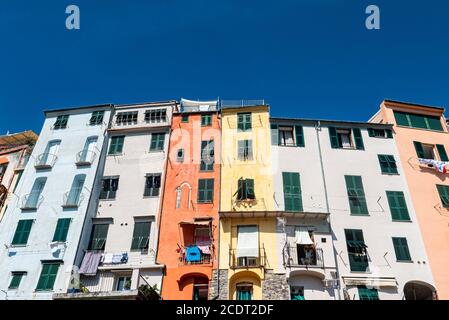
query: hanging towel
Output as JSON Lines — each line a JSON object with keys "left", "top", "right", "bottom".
{"left": 102, "top": 253, "right": 113, "bottom": 264}
{"left": 185, "top": 246, "right": 201, "bottom": 262}
{"left": 112, "top": 253, "right": 124, "bottom": 264}
{"left": 198, "top": 245, "right": 211, "bottom": 255}
{"left": 295, "top": 227, "right": 314, "bottom": 245}
{"left": 418, "top": 158, "right": 448, "bottom": 173}
{"left": 79, "top": 252, "right": 102, "bottom": 276}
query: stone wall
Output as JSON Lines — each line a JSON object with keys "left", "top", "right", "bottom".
{"left": 262, "top": 270, "right": 290, "bottom": 300}
{"left": 209, "top": 269, "right": 229, "bottom": 300}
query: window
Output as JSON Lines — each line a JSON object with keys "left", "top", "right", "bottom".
{"left": 198, "top": 179, "right": 214, "bottom": 203}
{"left": 345, "top": 176, "right": 368, "bottom": 215}
{"left": 181, "top": 114, "right": 189, "bottom": 122}
{"left": 386, "top": 191, "right": 410, "bottom": 221}
{"left": 282, "top": 172, "right": 303, "bottom": 212}
{"left": 378, "top": 155, "right": 398, "bottom": 174}
{"left": 290, "top": 286, "right": 305, "bottom": 300}
{"left": 89, "top": 111, "right": 104, "bottom": 126}
{"left": 36, "top": 262, "right": 60, "bottom": 291}
{"left": 88, "top": 224, "right": 109, "bottom": 251}
{"left": 236, "top": 178, "right": 255, "bottom": 201}
{"left": 392, "top": 237, "right": 412, "bottom": 261}
{"left": 131, "top": 221, "right": 151, "bottom": 250}
{"left": 436, "top": 145, "right": 449, "bottom": 161}
{"left": 436, "top": 185, "right": 449, "bottom": 207}
{"left": 23, "top": 177, "right": 46, "bottom": 209}
{"left": 279, "top": 126, "right": 294, "bottom": 146}
{"left": 12, "top": 220, "right": 33, "bottom": 245}
{"left": 176, "top": 148, "right": 184, "bottom": 162}
{"left": 37, "top": 140, "right": 60, "bottom": 167}
{"left": 53, "top": 115, "right": 69, "bottom": 130}
{"left": 394, "top": 111, "right": 443, "bottom": 131}
{"left": 52, "top": 218, "right": 71, "bottom": 242}
{"left": 9, "top": 272, "right": 26, "bottom": 290}
{"left": 200, "top": 140, "right": 214, "bottom": 171}
{"left": 357, "top": 286, "right": 379, "bottom": 300}
{"left": 193, "top": 283, "right": 209, "bottom": 301}
{"left": 64, "top": 174, "right": 86, "bottom": 207}
{"left": 367, "top": 128, "right": 393, "bottom": 138}
{"left": 295, "top": 125, "right": 305, "bottom": 147}
{"left": 149, "top": 132, "right": 165, "bottom": 151}
{"left": 413, "top": 141, "right": 435, "bottom": 159}
{"left": 99, "top": 177, "right": 119, "bottom": 200}
{"left": 144, "top": 174, "right": 161, "bottom": 197}
{"left": 116, "top": 276, "right": 132, "bottom": 291}
{"left": 145, "top": 109, "right": 167, "bottom": 123}
{"left": 108, "top": 136, "right": 125, "bottom": 155}
{"left": 329, "top": 127, "right": 364, "bottom": 150}
{"left": 238, "top": 140, "right": 253, "bottom": 160}
{"left": 201, "top": 114, "right": 212, "bottom": 126}
{"left": 78, "top": 136, "right": 98, "bottom": 164}
{"left": 345, "top": 229, "right": 369, "bottom": 272}
{"left": 237, "top": 113, "right": 251, "bottom": 131}
{"left": 116, "top": 111, "right": 138, "bottom": 125}
{"left": 236, "top": 283, "right": 253, "bottom": 300}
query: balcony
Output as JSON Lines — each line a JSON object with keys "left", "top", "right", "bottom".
{"left": 75, "top": 150, "right": 97, "bottom": 166}
{"left": 62, "top": 190, "right": 84, "bottom": 208}
{"left": 21, "top": 193, "right": 44, "bottom": 210}
{"left": 229, "top": 247, "right": 267, "bottom": 269}
{"left": 284, "top": 245, "right": 324, "bottom": 269}
{"left": 179, "top": 246, "right": 212, "bottom": 266}
{"left": 34, "top": 153, "right": 57, "bottom": 170}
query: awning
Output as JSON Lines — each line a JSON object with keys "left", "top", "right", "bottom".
{"left": 343, "top": 276, "right": 397, "bottom": 288}
{"left": 295, "top": 227, "right": 314, "bottom": 245}
{"left": 347, "top": 241, "right": 368, "bottom": 249}
{"left": 179, "top": 218, "right": 212, "bottom": 226}
{"left": 236, "top": 226, "right": 258, "bottom": 258}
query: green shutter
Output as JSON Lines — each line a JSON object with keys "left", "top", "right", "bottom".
{"left": 392, "top": 237, "right": 411, "bottom": 261}
{"left": 198, "top": 179, "right": 214, "bottom": 203}
{"left": 345, "top": 229, "right": 369, "bottom": 272}
{"left": 386, "top": 191, "right": 410, "bottom": 221}
{"left": 36, "top": 263, "right": 60, "bottom": 291}
{"left": 345, "top": 176, "right": 368, "bottom": 215}
{"left": 52, "top": 218, "right": 71, "bottom": 242}
{"left": 9, "top": 272, "right": 25, "bottom": 289}
{"left": 108, "top": 136, "right": 124, "bottom": 155}
{"left": 352, "top": 128, "right": 364, "bottom": 150}
{"left": 385, "top": 129, "right": 393, "bottom": 138}
{"left": 367, "top": 128, "right": 375, "bottom": 137}
{"left": 12, "top": 220, "right": 33, "bottom": 245}
{"left": 427, "top": 116, "right": 443, "bottom": 131}
{"left": 246, "top": 179, "right": 255, "bottom": 199}
{"left": 436, "top": 145, "right": 449, "bottom": 161}
{"left": 237, "top": 113, "right": 251, "bottom": 131}
{"left": 295, "top": 125, "right": 305, "bottom": 147}
{"left": 328, "top": 127, "right": 340, "bottom": 148}
{"left": 131, "top": 222, "right": 151, "bottom": 250}
{"left": 358, "top": 286, "right": 379, "bottom": 300}
{"left": 394, "top": 112, "right": 410, "bottom": 126}
{"left": 378, "top": 154, "right": 398, "bottom": 174}
{"left": 282, "top": 172, "right": 303, "bottom": 212}
{"left": 436, "top": 185, "right": 449, "bottom": 206}
{"left": 150, "top": 133, "right": 165, "bottom": 151}
{"left": 181, "top": 114, "right": 189, "bottom": 122}
{"left": 270, "top": 124, "right": 279, "bottom": 145}
{"left": 413, "top": 141, "right": 425, "bottom": 158}
{"left": 201, "top": 114, "right": 211, "bottom": 126}
{"left": 89, "top": 224, "right": 109, "bottom": 250}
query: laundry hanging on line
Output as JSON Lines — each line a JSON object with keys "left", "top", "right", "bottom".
{"left": 418, "top": 158, "right": 448, "bottom": 173}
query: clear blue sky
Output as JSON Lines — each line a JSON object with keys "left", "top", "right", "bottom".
{"left": 0, "top": 0, "right": 448, "bottom": 134}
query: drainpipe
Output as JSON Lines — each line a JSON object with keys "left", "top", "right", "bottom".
{"left": 315, "top": 120, "right": 341, "bottom": 300}
{"left": 215, "top": 100, "right": 222, "bottom": 300}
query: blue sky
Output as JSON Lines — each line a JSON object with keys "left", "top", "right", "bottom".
{"left": 0, "top": 0, "right": 448, "bottom": 134}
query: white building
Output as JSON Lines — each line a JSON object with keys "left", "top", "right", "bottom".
{"left": 270, "top": 117, "right": 435, "bottom": 300}
{"left": 0, "top": 104, "right": 112, "bottom": 300}
{"left": 55, "top": 101, "right": 177, "bottom": 300}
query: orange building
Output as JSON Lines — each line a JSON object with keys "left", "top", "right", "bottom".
{"left": 370, "top": 100, "right": 449, "bottom": 299}
{"left": 156, "top": 99, "right": 220, "bottom": 300}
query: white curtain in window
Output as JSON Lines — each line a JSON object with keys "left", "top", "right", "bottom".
{"left": 236, "top": 226, "right": 259, "bottom": 257}
{"left": 340, "top": 133, "right": 351, "bottom": 148}
{"left": 295, "top": 227, "right": 314, "bottom": 245}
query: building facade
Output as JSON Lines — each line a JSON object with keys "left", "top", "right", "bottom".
{"left": 0, "top": 131, "right": 38, "bottom": 221}
{"left": 370, "top": 100, "right": 449, "bottom": 299}
{"left": 216, "top": 102, "right": 287, "bottom": 300}
{"left": 157, "top": 99, "right": 220, "bottom": 300}
{"left": 0, "top": 104, "right": 112, "bottom": 299}
{"left": 54, "top": 101, "right": 176, "bottom": 300}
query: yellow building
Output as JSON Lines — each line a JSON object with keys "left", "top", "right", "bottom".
{"left": 214, "top": 102, "right": 287, "bottom": 300}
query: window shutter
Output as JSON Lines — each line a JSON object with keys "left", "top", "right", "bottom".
{"left": 436, "top": 144, "right": 449, "bottom": 161}
{"left": 282, "top": 172, "right": 303, "bottom": 212}
{"left": 131, "top": 222, "right": 151, "bottom": 250}
{"left": 237, "top": 141, "right": 244, "bottom": 159}
{"left": 352, "top": 128, "right": 364, "bottom": 150}
{"left": 427, "top": 116, "right": 443, "bottom": 131}
{"left": 247, "top": 140, "right": 253, "bottom": 159}
{"left": 436, "top": 185, "right": 449, "bottom": 206}
{"left": 394, "top": 112, "right": 409, "bottom": 126}
{"left": 413, "top": 141, "right": 425, "bottom": 158}
{"left": 36, "top": 263, "right": 60, "bottom": 291}
{"left": 89, "top": 224, "right": 109, "bottom": 250}
{"left": 246, "top": 179, "right": 255, "bottom": 199}
{"left": 385, "top": 129, "right": 393, "bottom": 138}
{"left": 345, "top": 176, "right": 368, "bottom": 215}
{"left": 12, "top": 220, "right": 33, "bottom": 245}
{"left": 237, "top": 114, "right": 244, "bottom": 131}
{"left": 328, "top": 127, "right": 340, "bottom": 148}
{"left": 53, "top": 218, "right": 71, "bottom": 242}
{"left": 270, "top": 124, "right": 279, "bottom": 145}
{"left": 367, "top": 128, "right": 375, "bottom": 137}
{"left": 386, "top": 191, "right": 410, "bottom": 221}
{"left": 295, "top": 125, "right": 304, "bottom": 147}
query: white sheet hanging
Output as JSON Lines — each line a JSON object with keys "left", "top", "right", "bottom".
{"left": 236, "top": 226, "right": 259, "bottom": 258}
{"left": 295, "top": 227, "right": 314, "bottom": 245}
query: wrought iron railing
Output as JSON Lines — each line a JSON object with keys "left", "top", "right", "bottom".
{"left": 21, "top": 193, "right": 44, "bottom": 209}
{"left": 62, "top": 190, "right": 84, "bottom": 208}
{"left": 283, "top": 246, "right": 324, "bottom": 268}
{"left": 221, "top": 99, "right": 265, "bottom": 108}
{"left": 76, "top": 150, "right": 97, "bottom": 166}
{"left": 34, "top": 153, "right": 58, "bottom": 169}
{"left": 229, "top": 247, "right": 267, "bottom": 269}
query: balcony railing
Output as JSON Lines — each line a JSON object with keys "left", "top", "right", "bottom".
{"left": 76, "top": 150, "right": 97, "bottom": 166}
{"left": 34, "top": 153, "right": 57, "bottom": 169}
{"left": 348, "top": 252, "right": 369, "bottom": 272}
{"left": 283, "top": 245, "right": 324, "bottom": 269}
{"left": 179, "top": 249, "right": 212, "bottom": 266}
{"left": 229, "top": 247, "right": 267, "bottom": 269}
{"left": 21, "top": 193, "right": 44, "bottom": 210}
{"left": 62, "top": 190, "right": 84, "bottom": 208}
{"left": 221, "top": 99, "right": 266, "bottom": 108}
